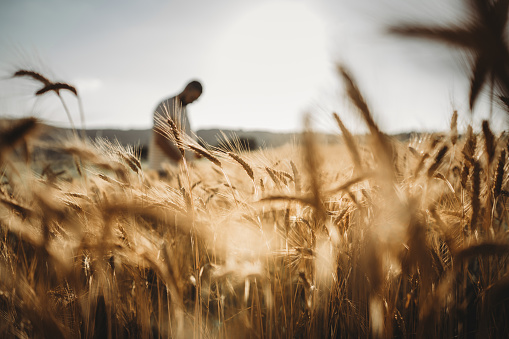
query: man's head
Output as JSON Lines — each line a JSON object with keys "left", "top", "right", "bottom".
{"left": 179, "top": 80, "right": 203, "bottom": 105}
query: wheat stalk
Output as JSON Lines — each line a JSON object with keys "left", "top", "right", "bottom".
{"left": 228, "top": 152, "right": 254, "bottom": 181}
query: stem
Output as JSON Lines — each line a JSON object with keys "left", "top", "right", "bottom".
{"left": 57, "top": 94, "right": 77, "bottom": 136}
{"left": 489, "top": 73, "right": 495, "bottom": 120}
{"left": 78, "top": 96, "right": 87, "bottom": 139}
{"left": 221, "top": 168, "right": 240, "bottom": 207}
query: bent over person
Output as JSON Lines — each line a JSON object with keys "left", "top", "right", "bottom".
{"left": 148, "top": 80, "right": 203, "bottom": 173}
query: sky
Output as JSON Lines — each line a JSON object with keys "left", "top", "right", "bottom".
{"left": 0, "top": 0, "right": 506, "bottom": 134}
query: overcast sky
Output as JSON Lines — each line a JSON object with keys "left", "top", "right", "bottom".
{"left": 0, "top": 0, "right": 506, "bottom": 134}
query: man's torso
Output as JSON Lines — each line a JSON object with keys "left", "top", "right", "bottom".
{"left": 148, "top": 96, "right": 192, "bottom": 170}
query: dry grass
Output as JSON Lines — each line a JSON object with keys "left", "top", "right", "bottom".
{"left": 0, "top": 68, "right": 508, "bottom": 339}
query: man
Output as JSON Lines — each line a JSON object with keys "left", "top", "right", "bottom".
{"left": 148, "top": 80, "right": 203, "bottom": 172}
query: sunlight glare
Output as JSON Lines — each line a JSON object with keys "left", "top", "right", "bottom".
{"left": 204, "top": 1, "right": 331, "bottom": 130}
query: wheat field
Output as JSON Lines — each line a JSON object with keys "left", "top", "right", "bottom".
{"left": 0, "top": 68, "right": 508, "bottom": 339}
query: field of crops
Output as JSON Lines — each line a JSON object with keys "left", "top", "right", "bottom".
{"left": 0, "top": 65, "right": 508, "bottom": 339}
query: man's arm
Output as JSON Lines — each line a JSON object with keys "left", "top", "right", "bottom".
{"left": 154, "top": 132, "right": 183, "bottom": 162}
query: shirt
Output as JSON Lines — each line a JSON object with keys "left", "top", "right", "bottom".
{"left": 148, "top": 96, "right": 193, "bottom": 170}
